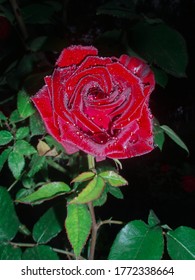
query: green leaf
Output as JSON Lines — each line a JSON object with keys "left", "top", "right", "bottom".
{"left": 15, "top": 140, "right": 36, "bottom": 156}
{"left": 99, "top": 170, "right": 128, "bottom": 187}
{"left": 0, "top": 130, "right": 13, "bottom": 145}
{"left": 129, "top": 22, "right": 188, "bottom": 77}
{"left": 0, "top": 111, "right": 6, "bottom": 121}
{"left": 17, "top": 182, "right": 70, "bottom": 204}
{"left": 9, "top": 109, "right": 23, "bottom": 123}
{"left": 161, "top": 125, "right": 189, "bottom": 154}
{"left": 17, "top": 89, "right": 35, "bottom": 119}
{"left": 108, "top": 220, "right": 164, "bottom": 260}
{"left": 148, "top": 210, "right": 160, "bottom": 227}
{"left": 153, "top": 123, "right": 165, "bottom": 151}
{"left": 167, "top": 226, "right": 195, "bottom": 260}
{"left": 29, "top": 36, "right": 48, "bottom": 52}
{"left": 30, "top": 112, "right": 45, "bottom": 136}
{"left": 93, "top": 188, "right": 107, "bottom": 207}
{"left": 152, "top": 66, "right": 168, "bottom": 88}
{"left": 8, "top": 151, "right": 25, "bottom": 179}
{"left": 70, "top": 176, "right": 105, "bottom": 204}
{"left": 22, "top": 245, "right": 59, "bottom": 260}
{"left": 22, "top": 4, "right": 58, "bottom": 24}
{"left": 71, "top": 172, "right": 95, "bottom": 183}
{"left": 108, "top": 185, "right": 124, "bottom": 199}
{"left": 16, "top": 127, "right": 30, "bottom": 140}
{"left": 0, "top": 187, "right": 20, "bottom": 241}
{"left": 65, "top": 204, "right": 92, "bottom": 256}
{"left": 97, "top": 0, "right": 136, "bottom": 19}
{"left": 33, "top": 206, "right": 64, "bottom": 243}
{"left": 18, "top": 224, "right": 31, "bottom": 236}
{"left": 0, "top": 147, "right": 11, "bottom": 172}
{"left": 0, "top": 244, "right": 22, "bottom": 260}
{"left": 28, "top": 154, "right": 46, "bottom": 177}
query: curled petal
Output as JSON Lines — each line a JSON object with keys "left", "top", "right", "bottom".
{"left": 56, "top": 45, "right": 98, "bottom": 68}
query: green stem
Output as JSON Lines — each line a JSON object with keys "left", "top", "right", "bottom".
{"left": 9, "top": 242, "right": 85, "bottom": 260}
{"left": 87, "top": 154, "right": 95, "bottom": 170}
{"left": 88, "top": 201, "right": 98, "bottom": 260}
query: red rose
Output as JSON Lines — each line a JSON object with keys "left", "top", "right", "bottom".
{"left": 32, "top": 45, "right": 155, "bottom": 161}
{"left": 0, "top": 16, "right": 11, "bottom": 41}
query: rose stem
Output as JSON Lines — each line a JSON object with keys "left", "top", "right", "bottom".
{"left": 87, "top": 154, "right": 98, "bottom": 260}
{"left": 9, "top": 0, "right": 28, "bottom": 40}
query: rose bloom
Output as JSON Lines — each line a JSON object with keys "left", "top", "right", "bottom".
{"left": 32, "top": 45, "right": 155, "bottom": 161}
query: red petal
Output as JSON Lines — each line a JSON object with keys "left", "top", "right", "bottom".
{"left": 31, "top": 86, "right": 61, "bottom": 142}
{"left": 56, "top": 45, "right": 98, "bottom": 67}
{"left": 119, "top": 55, "right": 155, "bottom": 96}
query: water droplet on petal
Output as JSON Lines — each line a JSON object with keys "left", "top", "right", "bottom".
{"left": 129, "top": 133, "right": 138, "bottom": 144}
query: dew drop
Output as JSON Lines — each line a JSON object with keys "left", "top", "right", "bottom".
{"left": 129, "top": 133, "right": 138, "bottom": 144}
{"left": 80, "top": 135, "right": 83, "bottom": 139}
{"left": 76, "top": 131, "right": 80, "bottom": 135}
{"left": 149, "top": 114, "right": 153, "bottom": 119}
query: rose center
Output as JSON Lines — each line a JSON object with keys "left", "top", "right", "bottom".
{"left": 87, "top": 87, "right": 107, "bottom": 101}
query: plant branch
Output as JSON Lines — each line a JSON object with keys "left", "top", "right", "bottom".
{"left": 9, "top": 242, "right": 85, "bottom": 260}
{"left": 88, "top": 201, "right": 98, "bottom": 260}
{"left": 97, "top": 219, "right": 123, "bottom": 231}
{"left": 9, "top": 0, "right": 28, "bottom": 39}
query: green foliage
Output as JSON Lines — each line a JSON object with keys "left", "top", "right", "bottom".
{"left": 0, "top": 244, "right": 22, "bottom": 260}
{"left": 70, "top": 176, "right": 105, "bottom": 204}
{"left": 128, "top": 22, "right": 188, "bottom": 77}
{"left": 161, "top": 125, "right": 189, "bottom": 154}
{"left": 33, "top": 206, "right": 64, "bottom": 243}
{"left": 17, "top": 89, "right": 35, "bottom": 119}
{"left": 0, "top": 187, "right": 20, "bottom": 242}
{"left": 8, "top": 151, "right": 25, "bottom": 179}
{"left": 108, "top": 219, "right": 164, "bottom": 260}
{"left": 167, "top": 226, "right": 195, "bottom": 260}
{"left": 17, "top": 182, "right": 70, "bottom": 204}
{"left": 0, "top": 130, "right": 13, "bottom": 145}
{"left": 99, "top": 170, "right": 128, "bottom": 187}
{"left": 22, "top": 245, "right": 59, "bottom": 260}
{"left": 65, "top": 204, "right": 92, "bottom": 257}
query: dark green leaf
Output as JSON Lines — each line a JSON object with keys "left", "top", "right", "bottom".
{"left": 8, "top": 151, "right": 25, "bottom": 179}
{"left": 17, "top": 89, "right": 35, "bottom": 119}
{"left": 108, "top": 220, "right": 164, "bottom": 260}
{"left": 97, "top": 0, "right": 136, "bottom": 19}
{"left": 22, "top": 245, "right": 59, "bottom": 260}
{"left": 152, "top": 67, "right": 168, "bottom": 88}
{"left": 148, "top": 210, "right": 160, "bottom": 227}
{"left": 15, "top": 140, "right": 36, "bottom": 156}
{"left": 29, "top": 36, "right": 48, "bottom": 52}
{"left": 129, "top": 22, "right": 188, "bottom": 77}
{"left": 0, "top": 187, "right": 20, "bottom": 241}
{"left": 28, "top": 154, "right": 46, "bottom": 177}
{"left": 0, "top": 130, "right": 13, "bottom": 145}
{"left": 30, "top": 112, "right": 45, "bottom": 136}
{"left": 71, "top": 172, "right": 95, "bottom": 183}
{"left": 108, "top": 185, "right": 124, "bottom": 199}
{"left": 0, "top": 244, "right": 22, "bottom": 260}
{"left": 93, "top": 188, "right": 107, "bottom": 207}
{"left": 17, "top": 182, "right": 70, "bottom": 204}
{"left": 167, "top": 226, "right": 195, "bottom": 260}
{"left": 16, "top": 127, "right": 30, "bottom": 140}
{"left": 161, "top": 125, "right": 189, "bottom": 154}
{"left": 18, "top": 224, "right": 31, "bottom": 236}
{"left": 70, "top": 176, "right": 105, "bottom": 204}
{"left": 33, "top": 207, "right": 64, "bottom": 243}
{"left": 22, "top": 4, "right": 58, "bottom": 24}
{"left": 0, "top": 111, "right": 6, "bottom": 121}
{"left": 0, "top": 147, "right": 11, "bottom": 172}
{"left": 17, "top": 54, "right": 34, "bottom": 78}
{"left": 9, "top": 110, "right": 23, "bottom": 123}
{"left": 153, "top": 121, "right": 165, "bottom": 151}
{"left": 65, "top": 204, "right": 92, "bottom": 256}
